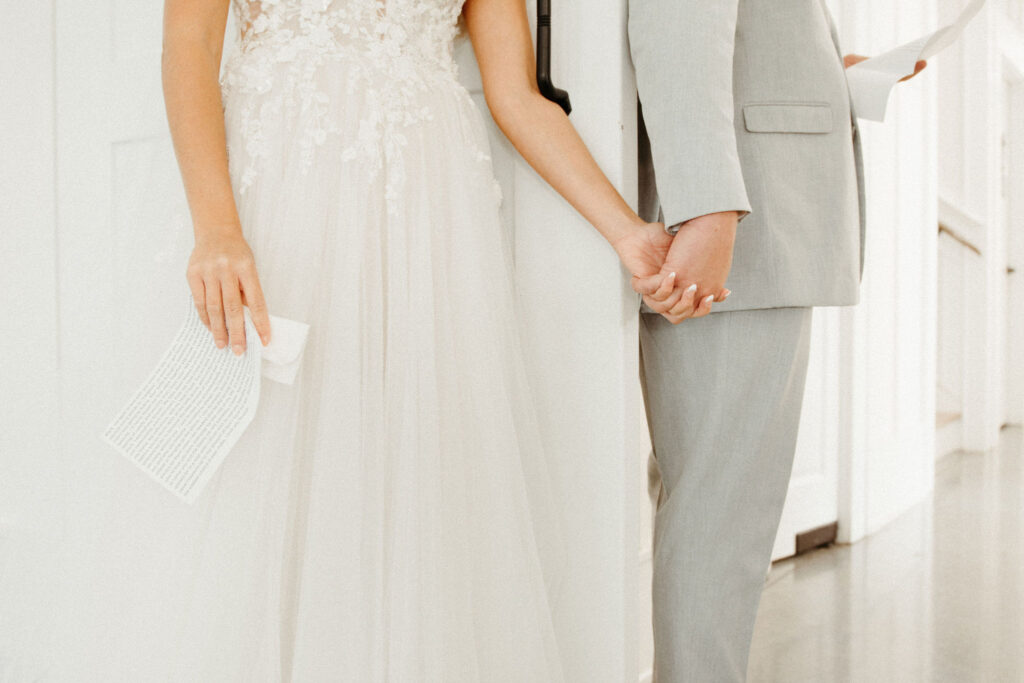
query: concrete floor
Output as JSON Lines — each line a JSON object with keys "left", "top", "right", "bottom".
{"left": 748, "top": 427, "right": 1024, "bottom": 683}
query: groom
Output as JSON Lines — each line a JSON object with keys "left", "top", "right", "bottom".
{"left": 626, "top": 1, "right": 924, "bottom": 680}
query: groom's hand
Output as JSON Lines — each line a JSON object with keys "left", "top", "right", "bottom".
{"left": 633, "top": 211, "right": 737, "bottom": 324}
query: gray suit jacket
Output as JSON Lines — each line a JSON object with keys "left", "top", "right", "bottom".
{"left": 629, "top": 0, "right": 865, "bottom": 313}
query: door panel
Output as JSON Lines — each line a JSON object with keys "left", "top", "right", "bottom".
{"left": 455, "top": 2, "right": 646, "bottom": 677}
{"left": 0, "top": 5, "right": 62, "bottom": 678}
{"left": 53, "top": 0, "right": 193, "bottom": 672}
{"left": 771, "top": 309, "right": 842, "bottom": 561}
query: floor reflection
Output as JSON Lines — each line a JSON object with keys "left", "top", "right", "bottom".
{"left": 749, "top": 426, "right": 1024, "bottom": 682}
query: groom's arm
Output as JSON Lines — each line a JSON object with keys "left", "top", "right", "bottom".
{"left": 627, "top": 0, "right": 752, "bottom": 235}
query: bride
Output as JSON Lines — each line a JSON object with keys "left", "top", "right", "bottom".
{"left": 151, "top": 0, "right": 725, "bottom": 679}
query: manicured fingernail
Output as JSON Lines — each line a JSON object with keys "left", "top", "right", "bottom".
{"left": 703, "top": 294, "right": 714, "bottom": 305}
{"left": 216, "top": 339, "right": 226, "bottom": 349}
{"left": 685, "top": 283, "right": 698, "bottom": 294}
{"left": 723, "top": 289, "right": 732, "bottom": 299}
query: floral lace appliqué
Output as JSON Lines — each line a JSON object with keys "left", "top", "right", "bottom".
{"left": 220, "top": 0, "right": 491, "bottom": 213}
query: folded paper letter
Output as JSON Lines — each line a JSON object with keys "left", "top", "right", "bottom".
{"left": 100, "top": 293, "right": 310, "bottom": 504}
{"left": 845, "top": 0, "right": 985, "bottom": 122}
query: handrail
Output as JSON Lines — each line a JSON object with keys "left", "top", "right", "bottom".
{"left": 938, "top": 223, "right": 982, "bottom": 256}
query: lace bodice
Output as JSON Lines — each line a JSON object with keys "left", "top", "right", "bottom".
{"left": 230, "top": 0, "right": 464, "bottom": 70}
{"left": 220, "top": 0, "right": 491, "bottom": 205}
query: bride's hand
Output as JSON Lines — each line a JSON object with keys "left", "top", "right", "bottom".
{"left": 610, "top": 221, "right": 673, "bottom": 287}
{"left": 186, "top": 224, "right": 271, "bottom": 355}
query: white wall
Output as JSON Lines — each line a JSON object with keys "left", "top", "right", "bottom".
{"left": 831, "top": 0, "right": 939, "bottom": 543}
{"left": 931, "top": 0, "right": 1024, "bottom": 452}
{"left": 829, "top": 0, "right": 1024, "bottom": 536}
{"left": 935, "top": 0, "right": 1024, "bottom": 447}
{"left": 0, "top": 3, "right": 64, "bottom": 675}
{"left": 0, "top": 0, "right": 61, "bottom": 538}
{"left": 1004, "top": 77, "right": 1024, "bottom": 426}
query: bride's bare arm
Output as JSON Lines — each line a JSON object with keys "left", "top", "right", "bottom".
{"left": 462, "top": 0, "right": 643, "bottom": 247}
{"left": 462, "top": 0, "right": 713, "bottom": 320}
{"left": 162, "top": 0, "right": 271, "bottom": 352}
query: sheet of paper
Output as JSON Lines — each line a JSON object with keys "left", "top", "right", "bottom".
{"left": 261, "top": 314, "right": 310, "bottom": 385}
{"left": 101, "top": 293, "right": 310, "bottom": 504}
{"left": 846, "top": 0, "right": 985, "bottom": 122}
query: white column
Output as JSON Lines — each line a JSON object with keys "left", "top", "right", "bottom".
{"left": 835, "top": 0, "right": 938, "bottom": 542}
{"left": 959, "top": 3, "right": 1007, "bottom": 450}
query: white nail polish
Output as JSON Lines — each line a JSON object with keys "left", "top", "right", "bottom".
{"left": 703, "top": 294, "right": 714, "bottom": 305}
{"left": 685, "top": 283, "right": 697, "bottom": 294}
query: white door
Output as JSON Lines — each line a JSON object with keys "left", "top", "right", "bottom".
{"left": 769, "top": 311, "right": 843, "bottom": 561}
{"left": 52, "top": 0, "right": 197, "bottom": 670}
{"left": 766, "top": 0, "right": 854, "bottom": 563}
{"left": 48, "top": 0, "right": 646, "bottom": 679}
{"left": 1003, "top": 76, "right": 1024, "bottom": 427}
{"left": 0, "top": 5, "right": 63, "bottom": 676}
{"left": 455, "top": 3, "right": 647, "bottom": 679}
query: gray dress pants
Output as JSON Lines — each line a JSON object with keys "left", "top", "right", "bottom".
{"left": 639, "top": 305, "right": 814, "bottom": 683}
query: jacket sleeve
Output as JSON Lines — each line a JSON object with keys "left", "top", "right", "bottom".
{"left": 627, "top": 0, "right": 752, "bottom": 230}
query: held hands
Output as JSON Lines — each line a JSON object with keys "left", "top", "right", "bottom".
{"left": 612, "top": 211, "right": 736, "bottom": 324}
{"left": 186, "top": 224, "right": 272, "bottom": 354}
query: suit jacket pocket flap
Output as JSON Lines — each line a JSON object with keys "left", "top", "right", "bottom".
{"left": 742, "top": 102, "right": 833, "bottom": 134}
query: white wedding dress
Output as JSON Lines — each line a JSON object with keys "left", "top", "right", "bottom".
{"left": 39, "top": 1, "right": 567, "bottom": 681}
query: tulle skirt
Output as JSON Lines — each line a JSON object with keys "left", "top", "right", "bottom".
{"left": 40, "top": 56, "right": 567, "bottom": 681}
